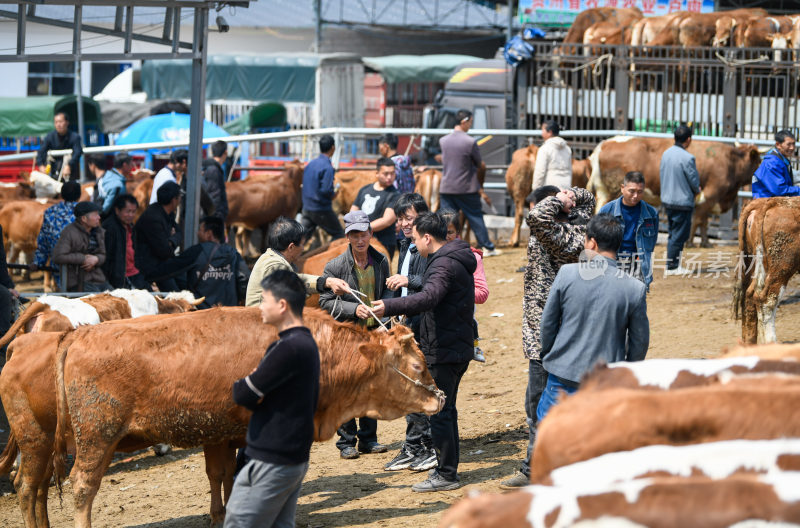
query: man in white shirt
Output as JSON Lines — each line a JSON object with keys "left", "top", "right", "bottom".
{"left": 150, "top": 150, "right": 188, "bottom": 204}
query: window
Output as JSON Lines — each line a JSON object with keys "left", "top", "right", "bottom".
{"left": 28, "top": 61, "right": 75, "bottom": 96}
{"left": 473, "top": 106, "right": 488, "bottom": 129}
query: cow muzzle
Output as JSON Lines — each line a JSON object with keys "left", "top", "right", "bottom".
{"left": 390, "top": 365, "right": 446, "bottom": 413}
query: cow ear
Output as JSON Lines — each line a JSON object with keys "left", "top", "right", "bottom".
{"left": 357, "top": 343, "right": 387, "bottom": 360}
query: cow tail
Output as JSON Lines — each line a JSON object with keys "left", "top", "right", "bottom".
{"left": 0, "top": 432, "right": 19, "bottom": 475}
{"left": 53, "top": 330, "right": 74, "bottom": 494}
{"left": 0, "top": 301, "right": 46, "bottom": 359}
{"left": 732, "top": 202, "right": 756, "bottom": 321}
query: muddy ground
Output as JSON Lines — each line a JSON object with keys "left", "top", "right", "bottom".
{"left": 0, "top": 243, "right": 798, "bottom": 527}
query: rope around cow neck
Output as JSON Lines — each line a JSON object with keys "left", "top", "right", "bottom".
{"left": 331, "top": 287, "right": 390, "bottom": 332}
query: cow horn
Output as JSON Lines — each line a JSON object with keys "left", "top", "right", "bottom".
{"left": 190, "top": 296, "right": 205, "bottom": 306}
{"left": 757, "top": 146, "right": 772, "bottom": 154}
{"left": 399, "top": 334, "right": 415, "bottom": 343}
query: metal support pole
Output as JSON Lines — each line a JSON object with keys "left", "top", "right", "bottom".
{"left": 75, "top": 61, "right": 86, "bottom": 182}
{"left": 506, "top": 1, "right": 514, "bottom": 42}
{"left": 614, "top": 46, "right": 629, "bottom": 130}
{"left": 183, "top": 6, "right": 209, "bottom": 249}
{"left": 74, "top": 6, "right": 86, "bottom": 182}
{"left": 332, "top": 131, "right": 343, "bottom": 169}
{"left": 722, "top": 64, "right": 737, "bottom": 138}
{"left": 313, "top": 0, "right": 322, "bottom": 53}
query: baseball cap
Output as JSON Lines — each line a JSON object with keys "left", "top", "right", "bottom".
{"left": 344, "top": 210, "right": 371, "bottom": 234}
{"left": 74, "top": 201, "right": 101, "bottom": 218}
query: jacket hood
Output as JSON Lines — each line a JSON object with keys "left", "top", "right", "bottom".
{"left": 547, "top": 136, "right": 569, "bottom": 149}
{"left": 431, "top": 239, "right": 477, "bottom": 275}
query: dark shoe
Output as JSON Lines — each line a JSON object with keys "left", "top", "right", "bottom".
{"left": 500, "top": 471, "right": 529, "bottom": 489}
{"left": 340, "top": 447, "right": 360, "bottom": 459}
{"left": 408, "top": 448, "right": 438, "bottom": 472}
{"left": 412, "top": 471, "right": 461, "bottom": 492}
{"left": 384, "top": 446, "right": 416, "bottom": 471}
{"left": 358, "top": 441, "right": 388, "bottom": 454}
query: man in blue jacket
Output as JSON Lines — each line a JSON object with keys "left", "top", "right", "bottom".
{"left": 659, "top": 125, "right": 700, "bottom": 275}
{"left": 752, "top": 130, "right": 799, "bottom": 199}
{"left": 225, "top": 269, "right": 320, "bottom": 528}
{"left": 599, "top": 171, "right": 658, "bottom": 290}
{"left": 301, "top": 135, "right": 345, "bottom": 240}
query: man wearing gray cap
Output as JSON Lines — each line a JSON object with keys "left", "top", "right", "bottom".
{"left": 319, "top": 210, "right": 392, "bottom": 459}
{"left": 52, "top": 201, "right": 110, "bottom": 292}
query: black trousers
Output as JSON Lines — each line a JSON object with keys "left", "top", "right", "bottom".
{"left": 335, "top": 417, "right": 378, "bottom": 450}
{"left": 301, "top": 208, "right": 345, "bottom": 240}
{"left": 429, "top": 361, "right": 470, "bottom": 481}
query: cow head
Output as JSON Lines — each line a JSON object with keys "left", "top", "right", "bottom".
{"left": 713, "top": 16, "right": 736, "bottom": 47}
{"left": 368, "top": 325, "right": 443, "bottom": 417}
{"left": 156, "top": 291, "right": 204, "bottom": 313}
{"left": 732, "top": 145, "right": 764, "bottom": 187}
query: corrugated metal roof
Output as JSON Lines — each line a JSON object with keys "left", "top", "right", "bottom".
{"left": 17, "top": 1, "right": 508, "bottom": 29}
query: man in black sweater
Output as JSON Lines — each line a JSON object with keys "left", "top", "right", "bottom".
{"left": 373, "top": 212, "right": 476, "bottom": 493}
{"left": 225, "top": 269, "right": 320, "bottom": 528}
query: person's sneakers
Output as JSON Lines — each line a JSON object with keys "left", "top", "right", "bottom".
{"left": 340, "top": 446, "right": 360, "bottom": 459}
{"left": 500, "top": 471, "right": 530, "bottom": 489}
{"left": 473, "top": 346, "right": 486, "bottom": 363}
{"left": 411, "top": 470, "right": 461, "bottom": 492}
{"left": 483, "top": 248, "right": 503, "bottom": 257}
{"left": 152, "top": 443, "right": 172, "bottom": 456}
{"left": 358, "top": 441, "right": 388, "bottom": 454}
{"left": 664, "top": 266, "right": 691, "bottom": 277}
{"left": 384, "top": 446, "right": 416, "bottom": 471}
{"left": 408, "top": 448, "right": 438, "bottom": 472}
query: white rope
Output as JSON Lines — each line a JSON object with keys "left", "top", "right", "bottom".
{"left": 569, "top": 53, "right": 613, "bottom": 93}
{"left": 715, "top": 51, "right": 770, "bottom": 66}
{"left": 332, "top": 288, "right": 389, "bottom": 332}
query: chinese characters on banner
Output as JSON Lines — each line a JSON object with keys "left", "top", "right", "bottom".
{"left": 519, "top": 0, "right": 715, "bottom": 25}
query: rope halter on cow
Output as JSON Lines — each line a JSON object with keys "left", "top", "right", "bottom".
{"left": 392, "top": 333, "right": 447, "bottom": 407}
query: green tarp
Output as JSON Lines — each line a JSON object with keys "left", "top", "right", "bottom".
{"left": 223, "top": 102, "right": 287, "bottom": 135}
{"left": 362, "top": 54, "right": 481, "bottom": 84}
{"left": 143, "top": 55, "right": 321, "bottom": 102}
{"left": 0, "top": 95, "right": 102, "bottom": 137}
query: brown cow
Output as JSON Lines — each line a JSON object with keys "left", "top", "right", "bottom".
{"left": 582, "top": 21, "right": 634, "bottom": 55}
{"left": 0, "top": 289, "right": 202, "bottom": 350}
{"left": 561, "top": 7, "right": 642, "bottom": 47}
{"left": 505, "top": 145, "right": 591, "bottom": 247}
{"left": 0, "top": 181, "right": 36, "bottom": 206}
{"left": 733, "top": 197, "right": 800, "bottom": 344}
{"left": 225, "top": 161, "right": 303, "bottom": 256}
{"left": 0, "top": 200, "right": 51, "bottom": 277}
{"left": 332, "top": 170, "right": 376, "bottom": 215}
{"left": 31, "top": 307, "right": 440, "bottom": 527}
{"left": 645, "top": 9, "right": 766, "bottom": 48}
{"left": 721, "top": 341, "right": 800, "bottom": 360}
{"left": 587, "top": 135, "right": 762, "bottom": 247}
{"left": 414, "top": 168, "right": 442, "bottom": 212}
{"left": 530, "top": 378, "right": 800, "bottom": 482}
{"left": 440, "top": 472, "right": 800, "bottom": 528}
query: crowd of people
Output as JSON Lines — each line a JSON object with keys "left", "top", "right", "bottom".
{"left": 8, "top": 111, "right": 799, "bottom": 527}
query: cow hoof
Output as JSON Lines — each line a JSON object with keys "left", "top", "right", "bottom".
{"left": 685, "top": 242, "right": 696, "bottom": 249}
{"left": 700, "top": 242, "right": 713, "bottom": 249}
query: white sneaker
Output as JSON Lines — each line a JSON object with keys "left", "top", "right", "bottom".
{"left": 664, "top": 266, "right": 690, "bottom": 277}
{"left": 483, "top": 248, "right": 503, "bottom": 257}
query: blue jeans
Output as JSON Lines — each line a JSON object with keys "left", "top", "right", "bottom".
{"left": 665, "top": 207, "right": 693, "bottom": 269}
{"left": 536, "top": 373, "right": 579, "bottom": 423}
{"left": 439, "top": 193, "right": 495, "bottom": 251}
{"left": 521, "top": 359, "right": 548, "bottom": 477}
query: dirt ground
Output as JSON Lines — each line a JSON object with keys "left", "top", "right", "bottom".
{"left": 0, "top": 243, "right": 798, "bottom": 527}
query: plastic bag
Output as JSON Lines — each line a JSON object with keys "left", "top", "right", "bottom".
{"left": 503, "top": 35, "right": 535, "bottom": 67}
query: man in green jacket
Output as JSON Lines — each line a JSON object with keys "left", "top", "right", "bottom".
{"left": 245, "top": 217, "right": 349, "bottom": 307}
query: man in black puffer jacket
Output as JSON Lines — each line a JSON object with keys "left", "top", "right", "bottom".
{"left": 374, "top": 211, "right": 476, "bottom": 493}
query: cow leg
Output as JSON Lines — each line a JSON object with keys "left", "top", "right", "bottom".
{"left": 15, "top": 447, "right": 52, "bottom": 528}
{"left": 34, "top": 460, "right": 53, "bottom": 528}
{"left": 203, "top": 443, "right": 237, "bottom": 527}
{"left": 742, "top": 284, "right": 759, "bottom": 345}
{"left": 510, "top": 199, "right": 523, "bottom": 247}
{"left": 70, "top": 446, "right": 117, "bottom": 528}
{"left": 699, "top": 217, "right": 712, "bottom": 248}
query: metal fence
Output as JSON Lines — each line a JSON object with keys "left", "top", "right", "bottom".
{"left": 516, "top": 42, "right": 800, "bottom": 163}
